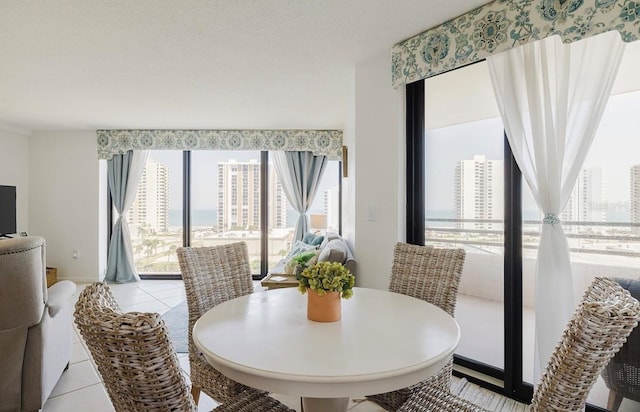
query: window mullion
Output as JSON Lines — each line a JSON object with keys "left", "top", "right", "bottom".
{"left": 183, "top": 150, "right": 191, "bottom": 247}
{"left": 406, "top": 80, "right": 425, "bottom": 245}
{"left": 260, "top": 151, "right": 269, "bottom": 277}
{"left": 503, "top": 133, "right": 530, "bottom": 400}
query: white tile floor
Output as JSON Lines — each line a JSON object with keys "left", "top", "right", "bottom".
{"left": 42, "top": 280, "right": 386, "bottom": 412}
{"left": 44, "top": 279, "right": 639, "bottom": 411}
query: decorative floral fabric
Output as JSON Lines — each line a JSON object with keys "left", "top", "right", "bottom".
{"left": 97, "top": 129, "right": 343, "bottom": 160}
{"left": 392, "top": 0, "right": 640, "bottom": 87}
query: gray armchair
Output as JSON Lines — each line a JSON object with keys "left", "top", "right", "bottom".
{"left": 0, "top": 236, "right": 76, "bottom": 412}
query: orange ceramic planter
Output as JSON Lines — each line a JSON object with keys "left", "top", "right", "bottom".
{"left": 307, "top": 289, "right": 341, "bottom": 322}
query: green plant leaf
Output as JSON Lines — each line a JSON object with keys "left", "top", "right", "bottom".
{"left": 297, "top": 261, "right": 356, "bottom": 299}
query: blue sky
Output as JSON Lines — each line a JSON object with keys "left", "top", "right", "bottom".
{"left": 425, "top": 89, "right": 640, "bottom": 213}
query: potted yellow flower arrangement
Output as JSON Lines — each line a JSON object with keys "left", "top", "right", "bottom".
{"left": 296, "top": 261, "right": 355, "bottom": 322}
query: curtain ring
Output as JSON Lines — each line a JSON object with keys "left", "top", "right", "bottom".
{"left": 543, "top": 213, "right": 560, "bottom": 225}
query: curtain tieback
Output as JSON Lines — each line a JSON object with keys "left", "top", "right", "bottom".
{"left": 543, "top": 213, "right": 560, "bottom": 225}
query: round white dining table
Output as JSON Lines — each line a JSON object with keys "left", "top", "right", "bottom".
{"left": 193, "top": 287, "right": 460, "bottom": 412}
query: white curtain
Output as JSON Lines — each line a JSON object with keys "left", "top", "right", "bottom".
{"left": 273, "top": 151, "right": 328, "bottom": 242}
{"left": 487, "top": 31, "right": 625, "bottom": 381}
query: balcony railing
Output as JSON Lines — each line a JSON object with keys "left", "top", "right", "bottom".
{"left": 425, "top": 218, "right": 640, "bottom": 258}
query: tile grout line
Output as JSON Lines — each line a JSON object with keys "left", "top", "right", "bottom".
{"left": 47, "top": 359, "right": 104, "bottom": 399}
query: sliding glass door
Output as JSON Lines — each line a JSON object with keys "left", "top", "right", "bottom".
{"left": 425, "top": 116, "right": 506, "bottom": 371}
{"left": 410, "top": 61, "right": 539, "bottom": 402}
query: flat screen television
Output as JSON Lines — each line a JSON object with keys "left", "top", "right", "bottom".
{"left": 0, "top": 185, "right": 17, "bottom": 236}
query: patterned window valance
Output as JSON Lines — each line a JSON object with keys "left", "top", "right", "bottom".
{"left": 392, "top": 0, "right": 640, "bottom": 87}
{"left": 97, "top": 129, "right": 343, "bottom": 161}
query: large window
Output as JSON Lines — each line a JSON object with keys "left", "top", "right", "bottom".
{"left": 123, "top": 151, "right": 341, "bottom": 277}
{"left": 412, "top": 42, "right": 640, "bottom": 411}
{"left": 128, "top": 151, "right": 182, "bottom": 275}
{"left": 190, "top": 151, "right": 262, "bottom": 272}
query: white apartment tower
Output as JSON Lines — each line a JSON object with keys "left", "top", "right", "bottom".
{"left": 217, "top": 160, "right": 287, "bottom": 232}
{"left": 455, "top": 155, "right": 504, "bottom": 230}
{"left": 561, "top": 167, "right": 606, "bottom": 224}
{"left": 128, "top": 157, "right": 169, "bottom": 232}
{"left": 269, "top": 167, "right": 288, "bottom": 229}
{"left": 325, "top": 186, "right": 340, "bottom": 232}
{"left": 631, "top": 164, "right": 640, "bottom": 223}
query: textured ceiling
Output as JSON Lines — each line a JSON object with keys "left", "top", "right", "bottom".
{"left": 0, "top": 0, "right": 487, "bottom": 133}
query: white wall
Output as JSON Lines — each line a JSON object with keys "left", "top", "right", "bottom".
{"left": 342, "top": 70, "right": 356, "bottom": 252}
{"left": 29, "top": 131, "right": 104, "bottom": 282}
{"left": 351, "top": 49, "right": 405, "bottom": 290}
{"left": 0, "top": 129, "right": 30, "bottom": 233}
{"left": 11, "top": 50, "right": 405, "bottom": 288}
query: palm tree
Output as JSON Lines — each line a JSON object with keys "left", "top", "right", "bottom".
{"left": 154, "top": 239, "right": 164, "bottom": 255}
{"left": 143, "top": 239, "right": 158, "bottom": 268}
{"left": 138, "top": 225, "right": 149, "bottom": 242}
{"left": 167, "top": 244, "right": 177, "bottom": 264}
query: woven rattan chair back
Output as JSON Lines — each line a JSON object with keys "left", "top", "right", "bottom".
{"left": 74, "top": 282, "right": 196, "bottom": 412}
{"left": 529, "top": 276, "right": 640, "bottom": 411}
{"left": 74, "top": 280, "right": 121, "bottom": 314}
{"left": 176, "top": 241, "right": 254, "bottom": 403}
{"left": 389, "top": 242, "right": 466, "bottom": 317}
{"left": 397, "top": 277, "right": 640, "bottom": 412}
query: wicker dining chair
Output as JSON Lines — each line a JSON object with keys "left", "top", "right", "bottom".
{"left": 75, "top": 282, "right": 294, "bottom": 412}
{"left": 396, "top": 277, "right": 640, "bottom": 412}
{"left": 177, "top": 241, "right": 258, "bottom": 404}
{"left": 74, "top": 282, "right": 196, "bottom": 411}
{"left": 366, "top": 242, "right": 466, "bottom": 411}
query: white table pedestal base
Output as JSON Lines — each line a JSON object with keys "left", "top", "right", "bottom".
{"left": 302, "top": 396, "right": 349, "bottom": 412}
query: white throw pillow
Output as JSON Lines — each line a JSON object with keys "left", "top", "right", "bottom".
{"left": 317, "top": 239, "right": 347, "bottom": 264}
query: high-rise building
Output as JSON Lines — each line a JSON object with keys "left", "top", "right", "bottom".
{"left": 631, "top": 165, "right": 640, "bottom": 223}
{"left": 455, "top": 155, "right": 504, "bottom": 230}
{"left": 561, "top": 167, "right": 606, "bottom": 224}
{"left": 269, "top": 166, "right": 288, "bottom": 229}
{"left": 217, "top": 160, "right": 286, "bottom": 232}
{"left": 582, "top": 167, "right": 606, "bottom": 222}
{"left": 128, "top": 157, "right": 169, "bottom": 232}
{"left": 324, "top": 186, "right": 340, "bottom": 232}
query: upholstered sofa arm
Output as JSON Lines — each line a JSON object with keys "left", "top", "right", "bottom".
{"left": 47, "top": 280, "right": 76, "bottom": 317}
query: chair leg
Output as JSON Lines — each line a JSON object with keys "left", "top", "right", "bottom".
{"left": 607, "top": 389, "right": 623, "bottom": 412}
{"left": 191, "top": 385, "right": 201, "bottom": 405}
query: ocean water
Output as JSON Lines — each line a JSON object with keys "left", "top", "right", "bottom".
{"left": 169, "top": 209, "right": 217, "bottom": 227}
{"left": 607, "top": 210, "right": 630, "bottom": 222}
{"left": 171, "top": 209, "right": 631, "bottom": 228}
{"left": 425, "top": 209, "right": 629, "bottom": 224}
